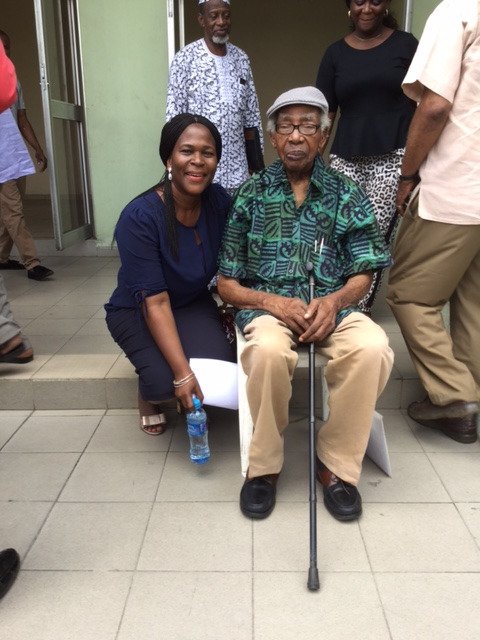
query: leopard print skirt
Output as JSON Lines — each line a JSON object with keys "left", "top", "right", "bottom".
{"left": 329, "top": 149, "right": 404, "bottom": 312}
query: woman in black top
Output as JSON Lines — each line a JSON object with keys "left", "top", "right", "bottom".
{"left": 316, "top": 0, "right": 417, "bottom": 313}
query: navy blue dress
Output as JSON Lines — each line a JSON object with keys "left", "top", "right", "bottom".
{"left": 105, "top": 184, "right": 235, "bottom": 402}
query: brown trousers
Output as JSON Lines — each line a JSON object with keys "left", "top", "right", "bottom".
{"left": 387, "top": 199, "right": 480, "bottom": 405}
{"left": 241, "top": 312, "right": 394, "bottom": 485}
{"left": 0, "top": 179, "right": 40, "bottom": 269}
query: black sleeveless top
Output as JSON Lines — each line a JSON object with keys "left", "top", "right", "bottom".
{"left": 316, "top": 30, "right": 418, "bottom": 159}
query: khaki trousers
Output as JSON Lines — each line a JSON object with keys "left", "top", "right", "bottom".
{"left": 0, "top": 274, "right": 21, "bottom": 345}
{"left": 241, "top": 312, "right": 394, "bottom": 485}
{"left": 386, "top": 199, "right": 480, "bottom": 405}
{"left": 0, "top": 179, "right": 40, "bottom": 269}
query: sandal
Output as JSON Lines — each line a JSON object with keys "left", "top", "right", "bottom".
{"left": 140, "top": 413, "right": 167, "bottom": 436}
{"left": 0, "top": 340, "right": 34, "bottom": 364}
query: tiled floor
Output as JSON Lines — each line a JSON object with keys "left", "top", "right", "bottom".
{"left": 1, "top": 257, "right": 480, "bottom": 638}
{"left": 0, "top": 407, "right": 480, "bottom": 639}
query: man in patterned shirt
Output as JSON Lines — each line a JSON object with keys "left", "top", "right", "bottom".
{"left": 166, "top": 0, "right": 263, "bottom": 194}
{"left": 218, "top": 87, "right": 394, "bottom": 522}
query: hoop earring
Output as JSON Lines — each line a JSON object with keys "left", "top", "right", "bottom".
{"left": 385, "top": 8, "right": 389, "bottom": 15}
{"left": 167, "top": 167, "right": 172, "bottom": 181}
{"left": 348, "top": 10, "right": 351, "bottom": 18}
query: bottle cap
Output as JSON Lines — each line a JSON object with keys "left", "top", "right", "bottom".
{"left": 192, "top": 395, "right": 202, "bottom": 410}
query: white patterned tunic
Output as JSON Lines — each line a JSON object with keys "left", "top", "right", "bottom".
{"left": 166, "top": 38, "right": 263, "bottom": 191}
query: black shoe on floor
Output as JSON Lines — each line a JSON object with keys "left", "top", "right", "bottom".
{"left": 317, "top": 459, "right": 362, "bottom": 522}
{"left": 408, "top": 399, "right": 479, "bottom": 443}
{"left": 240, "top": 474, "right": 278, "bottom": 519}
{"left": 0, "top": 548, "right": 20, "bottom": 599}
{"left": 0, "top": 259, "right": 24, "bottom": 270}
{"left": 410, "top": 413, "right": 478, "bottom": 443}
{"left": 27, "top": 265, "right": 54, "bottom": 281}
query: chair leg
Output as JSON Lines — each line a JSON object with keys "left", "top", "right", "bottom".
{"left": 236, "top": 326, "right": 253, "bottom": 477}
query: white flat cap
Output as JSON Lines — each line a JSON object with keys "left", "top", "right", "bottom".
{"left": 267, "top": 86, "right": 329, "bottom": 119}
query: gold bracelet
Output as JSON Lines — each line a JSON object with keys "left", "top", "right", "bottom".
{"left": 173, "top": 372, "right": 196, "bottom": 388}
{"left": 173, "top": 377, "right": 195, "bottom": 388}
{"left": 173, "top": 372, "right": 194, "bottom": 385}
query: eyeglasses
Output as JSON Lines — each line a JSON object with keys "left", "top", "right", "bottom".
{"left": 275, "top": 123, "right": 321, "bottom": 136}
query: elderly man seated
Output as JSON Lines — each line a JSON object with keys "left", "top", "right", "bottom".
{"left": 217, "top": 86, "right": 394, "bottom": 522}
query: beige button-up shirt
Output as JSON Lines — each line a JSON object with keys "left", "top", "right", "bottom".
{"left": 403, "top": 0, "right": 480, "bottom": 224}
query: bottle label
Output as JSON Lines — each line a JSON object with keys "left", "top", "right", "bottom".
{"left": 187, "top": 422, "right": 207, "bottom": 437}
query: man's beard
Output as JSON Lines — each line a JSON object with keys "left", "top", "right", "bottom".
{"left": 212, "top": 34, "right": 229, "bottom": 45}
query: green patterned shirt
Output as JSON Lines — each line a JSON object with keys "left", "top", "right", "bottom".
{"left": 218, "top": 156, "right": 391, "bottom": 331}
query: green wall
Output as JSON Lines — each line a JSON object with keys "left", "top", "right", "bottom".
{"left": 78, "top": 0, "right": 169, "bottom": 246}
{"left": 412, "top": 0, "right": 441, "bottom": 38}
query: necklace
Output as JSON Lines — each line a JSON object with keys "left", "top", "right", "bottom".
{"left": 352, "top": 31, "right": 384, "bottom": 42}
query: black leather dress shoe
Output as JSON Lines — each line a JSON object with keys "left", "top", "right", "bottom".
{"left": 408, "top": 399, "right": 478, "bottom": 443}
{"left": 240, "top": 474, "right": 278, "bottom": 519}
{"left": 0, "top": 548, "right": 20, "bottom": 599}
{"left": 27, "top": 265, "right": 54, "bottom": 281}
{"left": 0, "top": 259, "right": 24, "bottom": 270}
{"left": 316, "top": 459, "right": 362, "bottom": 522}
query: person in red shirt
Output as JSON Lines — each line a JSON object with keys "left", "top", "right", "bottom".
{"left": 0, "top": 30, "right": 53, "bottom": 279}
{"left": 0, "top": 39, "right": 16, "bottom": 111}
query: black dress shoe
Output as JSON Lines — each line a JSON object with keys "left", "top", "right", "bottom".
{"left": 240, "top": 474, "right": 278, "bottom": 519}
{"left": 0, "top": 548, "right": 20, "bottom": 599}
{"left": 0, "top": 259, "right": 24, "bottom": 270}
{"left": 317, "top": 459, "right": 362, "bottom": 522}
{"left": 27, "top": 265, "right": 54, "bottom": 281}
{"left": 408, "top": 399, "right": 478, "bottom": 443}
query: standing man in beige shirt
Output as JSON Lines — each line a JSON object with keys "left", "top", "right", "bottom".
{"left": 387, "top": 0, "right": 480, "bottom": 443}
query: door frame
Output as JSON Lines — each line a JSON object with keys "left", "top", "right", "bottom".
{"left": 33, "top": 0, "right": 93, "bottom": 250}
{"left": 403, "top": 0, "right": 415, "bottom": 31}
{"left": 167, "top": 0, "right": 185, "bottom": 65}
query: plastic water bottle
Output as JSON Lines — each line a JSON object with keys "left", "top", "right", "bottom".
{"left": 186, "top": 395, "right": 210, "bottom": 465}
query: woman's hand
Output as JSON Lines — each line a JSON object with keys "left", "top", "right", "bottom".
{"left": 175, "top": 376, "right": 204, "bottom": 412}
{"left": 143, "top": 292, "right": 202, "bottom": 411}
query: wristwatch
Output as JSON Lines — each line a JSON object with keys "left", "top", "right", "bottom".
{"left": 398, "top": 168, "right": 419, "bottom": 181}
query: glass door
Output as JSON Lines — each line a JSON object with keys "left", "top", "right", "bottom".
{"left": 34, "top": 0, "right": 92, "bottom": 250}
